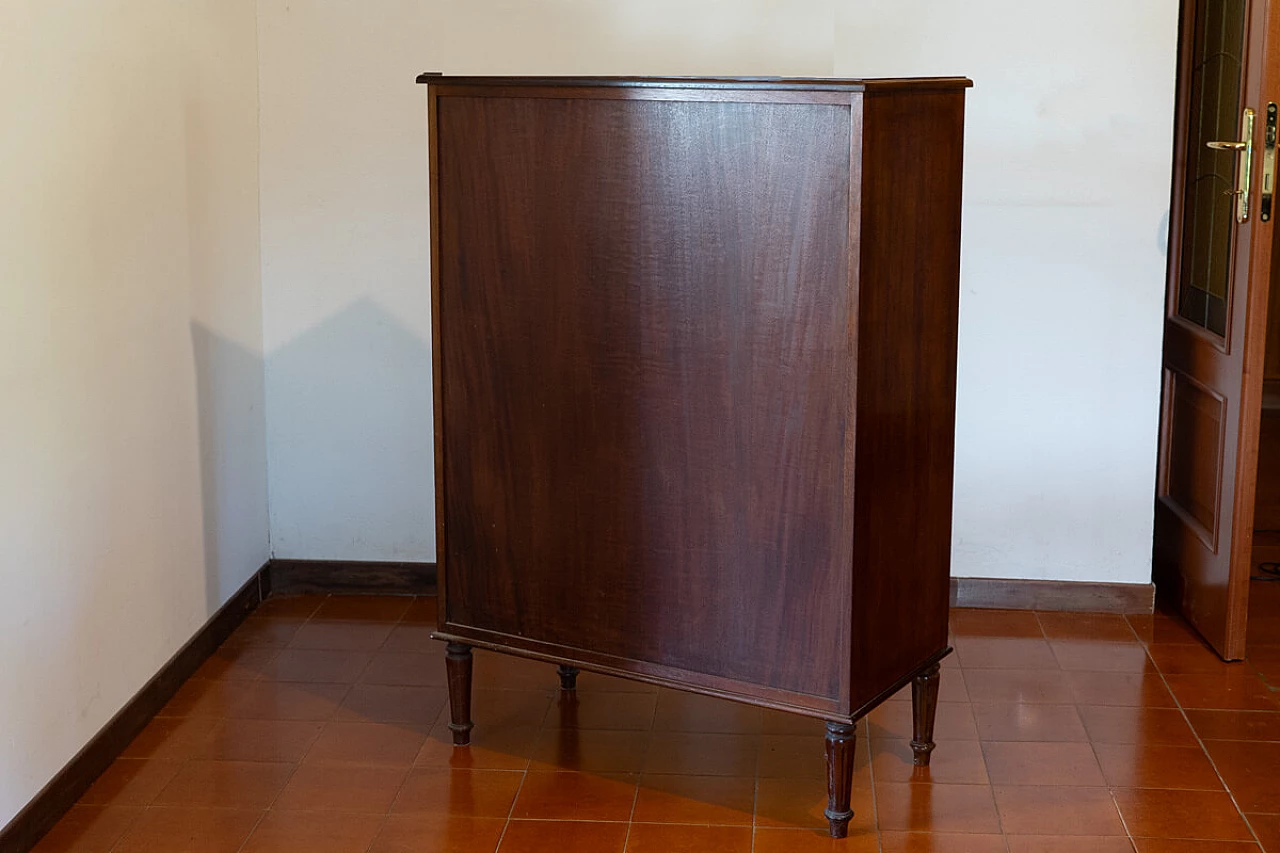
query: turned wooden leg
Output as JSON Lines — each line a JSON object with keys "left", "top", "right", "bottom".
{"left": 445, "top": 642, "right": 474, "bottom": 746}
{"left": 557, "top": 664, "right": 579, "bottom": 690}
{"left": 910, "top": 662, "right": 941, "bottom": 766}
{"left": 824, "top": 720, "right": 857, "bottom": 838}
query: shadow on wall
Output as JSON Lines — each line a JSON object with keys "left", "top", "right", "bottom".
{"left": 191, "top": 323, "right": 268, "bottom": 608}
{"left": 263, "top": 298, "right": 435, "bottom": 561}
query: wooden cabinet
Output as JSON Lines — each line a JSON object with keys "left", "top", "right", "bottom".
{"left": 419, "top": 74, "right": 970, "bottom": 838}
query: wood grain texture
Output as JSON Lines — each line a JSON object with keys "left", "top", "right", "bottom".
{"left": 951, "top": 578, "right": 1156, "bottom": 614}
{"left": 266, "top": 560, "right": 435, "bottom": 595}
{"left": 428, "top": 76, "right": 968, "bottom": 721}
{"left": 437, "top": 93, "right": 856, "bottom": 700}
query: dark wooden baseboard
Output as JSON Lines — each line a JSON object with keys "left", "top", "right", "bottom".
{"left": 265, "top": 560, "right": 436, "bottom": 595}
{"left": 0, "top": 564, "right": 268, "bottom": 853}
{"left": 951, "top": 577, "right": 1155, "bottom": 614}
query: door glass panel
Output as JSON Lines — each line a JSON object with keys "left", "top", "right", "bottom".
{"left": 1178, "top": 0, "right": 1247, "bottom": 337}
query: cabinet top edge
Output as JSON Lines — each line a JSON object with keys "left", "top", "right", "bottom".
{"left": 414, "top": 73, "right": 973, "bottom": 92}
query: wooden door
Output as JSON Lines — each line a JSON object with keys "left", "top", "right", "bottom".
{"left": 1155, "top": 0, "right": 1280, "bottom": 659}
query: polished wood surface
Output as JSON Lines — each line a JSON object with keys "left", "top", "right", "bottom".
{"left": 823, "top": 721, "right": 858, "bottom": 838}
{"left": 910, "top": 662, "right": 942, "bottom": 766}
{"left": 425, "top": 75, "right": 968, "bottom": 838}
{"left": 1154, "top": 0, "right": 1280, "bottom": 660}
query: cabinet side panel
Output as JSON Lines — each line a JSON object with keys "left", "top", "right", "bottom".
{"left": 849, "top": 91, "right": 965, "bottom": 710}
{"left": 435, "top": 92, "right": 854, "bottom": 701}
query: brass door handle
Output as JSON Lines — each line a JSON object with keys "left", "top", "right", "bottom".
{"left": 1207, "top": 108, "right": 1255, "bottom": 223}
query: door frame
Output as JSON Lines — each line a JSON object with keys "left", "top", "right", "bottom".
{"left": 1159, "top": 0, "right": 1280, "bottom": 659}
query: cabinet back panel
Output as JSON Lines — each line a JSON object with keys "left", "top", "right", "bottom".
{"left": 435, "top": 94, "right": 854, "bottom": 700}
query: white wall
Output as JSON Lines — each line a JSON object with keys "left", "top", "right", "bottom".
{"left": 0, "top": 0, "right": 267, "bottom": 828}
{"left": 259, "top": 0, "right": 1177, "bottom": 585}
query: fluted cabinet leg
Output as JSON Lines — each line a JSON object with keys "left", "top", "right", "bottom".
{"left": 445, "top": 642, "right": 474, "bottom": 746}
{"left": 824, "top": 720, "right": 857, "bottom": 838}
{"left": 557, "top": 665, "right": 580, "bottom": 690}
{"left": 910, "top": 662, "right": 941, "bottom": 766}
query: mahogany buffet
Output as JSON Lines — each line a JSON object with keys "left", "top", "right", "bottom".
{"left": 418, "top": 74, "right": 970, "bottom": 839}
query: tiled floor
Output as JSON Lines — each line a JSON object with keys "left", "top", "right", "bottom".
{"left": 32, "top": 583, "right": 1280, "bottom": 853}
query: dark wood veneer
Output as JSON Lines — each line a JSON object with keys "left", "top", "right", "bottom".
{"left": 423, "top": 74, "right": 969, "bottom": 838}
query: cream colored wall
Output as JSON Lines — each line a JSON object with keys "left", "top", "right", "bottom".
{"left": 259, "top": 0, "right": 1177, "bottom": 585}
{"left": 0, "top": 0, "right": 267, "bottom": 827}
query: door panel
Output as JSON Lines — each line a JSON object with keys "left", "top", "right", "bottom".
{"left": 1156, "top": 0, "right": 1278, "bottom": 660}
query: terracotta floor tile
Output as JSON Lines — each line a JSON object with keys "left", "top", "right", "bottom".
{"left": 872, "top": 739, "right": 989, "bottom": 785}
{"left": 153, "top": 759, "right": 295, "bottom": 808}
{"left": 400, "top": 596, "right": 438, "bottom": 625}
{"left": 223, "top": 614, "right": 305, "bottom": 649}
{"left": 392, "top": 767, "right": 523, "bottom": 817}
{"left": 274, "top": 762, "right": 409, "bottom": 812}
{"left": 874, "top": 781, "right": 1002, "bottom": 833}
{"left": 1146, "top": 643, "right": 1231, "bottom": 674}
{"left": 971, "top": 702, "right": 1087, "bottom": 742}
{"left": 1111, "top": 788, "right": 1254, "bottom": 840}
{"left": 759, "top": 707, "right": 833, "bottom": 734}
{"left": 992, "top": 786, "right": 1126, "bottom": 836}
{"left": 955, "top": 637, "right": 1059, "bottom": 669}
{"left": 1132, "top": 840, "right": 1261, "bottom": 852}
{"left": 1096, "top": 742, "right": 1221, "bottom": 791}
{"left": 1128, "top": 613, "right": 1204, "bottom": 646}
{"left": 120, "top": 715, "right": 218, "bottom": 761}
{"left": 263, "top": 649, "right": 372, "bottom": 683}
{"left": 195, "top": 644, "right": 279, "bottom": 681}
{"left": 239, "top": 809, "right": 385, "bottom": 853}
{"left": 511, "top": 771, "right": 638, "bottom": 821}
{"left": 981, "top": 741, "right": 1105, "bottom": 786}
{"left": 624, "top": 823, "right": 752, "bottom": 853}
{"left": 462, "top": 689, "right": 554, "bottom": 728}
{"left": 1077, "top": 706, "right": 1197, "bottom": 746}
{"left": 1202, "top": 739, "right": 1280, "bottom": 811}
{"left": 383, "top": 623, "right": 437, "bottom": 653}
{"left": 641, "top": 732, "right": 756, "bottom": 776}
{"left": 1006, "top": 838, "right": 1138, "bottom": 853}
{"left": 544, "top": 690, "right": 657, "bottom": 731}
{"left": 287, "top": 620, "right": 394, "bottom": 651}
{"left": 757, "top": 733, "right": 829, "bottom": 779}
{"left": 753, "top": 827, "right": 880, "bottom": 852}
{"left": 870, "top": 701, "right": 979, "bottom": 742}
{"left": 30, "top": 805, "right": 142, "bottom": 853}
{"left": 361, "top": 650, "right": 448, "bottom": 687}
{"left": 1049, "top": 640, "right": 1154, "bottom": 673}
{"left": 337, "top": 684, "right": 449, "bottom": 725}
{"left": 529, "top": 728, "right": 651, "bottom": 773}
{"left": 1065, "top": 671, "right": 1176, "bottom": 707}
{"left": 651, "top": 689, "right": 762, "bottom": 734}
{"left": 370, "top": 814, "right": 504, "bottom": 853}
{"left": 472, "top": 651, "right": 562, "bottom": 692}
{"left": 962, "top": 668, "right": 1075, "bottom": 704}
{"left": 1038, "top": 612, "right": 1140, "bottom": 642}
{"left": 416, "top": 724, "right": 539, "bottom": 771}
{"left": 158, "top": 678, "right": 245, "bottom": 718}
{"left": 254, "top": 595, "right": 325, "bottom": 620}
{"left": 1164, "top": 671, "right": 1280, "bottom": 711}
{"left": 79, "top": 758, "right": 184, "bottom": 806}
{"left": 313, "top": 595, "right": 413, "bottom": 622}
{"left": 886, "top": 669, "right": 970, "bottom": 703}
{"left": 305, "top": 720, "right": 427, "bottom": 766}
{"left": 1248, "top": 812, "right": 1280, "bottom": 851}
{"left": 755, "top": 776, "right": 875, "bottom": 831}
{"left": 497, "top": 819, "right": 628, "bottom": 853}
{"left": 227, "top": 681, "right": 351, "bottom": 721}
{"left": 111, "top": 806, "right": 262, "bottom": 853}
{"left": 879, "top": 832, "right": 1008, "bottom": 853}
{"left": 199, "top": 719, "right": 324, "bottom": 762}
{"left": 1187, "top": 708, "right": 1280, "bottom": 741}
{"left": 632, "top": 774, "right": 755, "bottom": 825}
{"left": 951, "top": 609, "right": 1045, "bottom": 638}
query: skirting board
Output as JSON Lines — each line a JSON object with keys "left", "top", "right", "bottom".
{"left": 951, "top": 577, "right": 1155, "bottom": 614}
{"left": 0, "top": 564, "right": 268, "bottom": 853}
{"left": 0, "top": 558, "right": 435, "bottom": 853}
